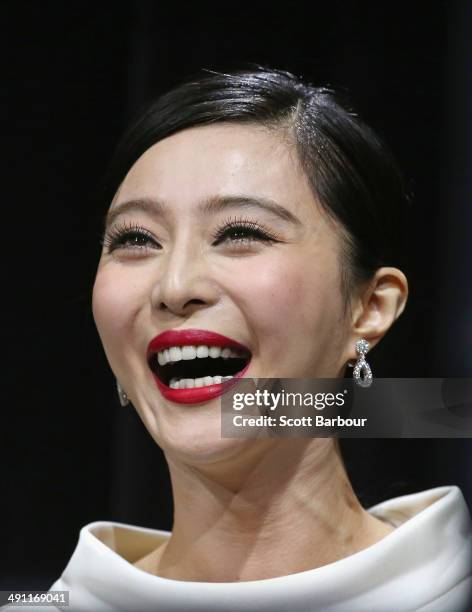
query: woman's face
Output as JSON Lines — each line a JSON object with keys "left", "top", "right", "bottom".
{"left": 92, "top": 123, "right": 352, "bottom": 463}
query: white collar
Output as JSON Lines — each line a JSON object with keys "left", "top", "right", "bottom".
{"left": 54, "top": 486, "right": 472, "bottom": 611}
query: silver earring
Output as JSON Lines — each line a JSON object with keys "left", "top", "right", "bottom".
{"left": 352, "top": 339, "right": 373, "bottom": 388}
{"left": 116, "top": 380, "right": 130, "bottom": 406}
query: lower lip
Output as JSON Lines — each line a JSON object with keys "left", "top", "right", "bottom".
{"left": 151, "top": 362, "right": 251, "bottom": 405}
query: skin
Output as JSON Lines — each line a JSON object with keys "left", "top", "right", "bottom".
{"left": 92, "top": 123, "right": 408, "bottom": 581}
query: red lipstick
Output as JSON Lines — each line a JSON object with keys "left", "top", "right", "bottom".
{"left": 147, "top": 329, "right": 251, "bottom": 405}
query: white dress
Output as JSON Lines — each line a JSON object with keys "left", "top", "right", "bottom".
{"left": 2, "top": 486, "right": 471, "bottom": 611}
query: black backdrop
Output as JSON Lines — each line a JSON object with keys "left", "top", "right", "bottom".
{"left": 3, "top": 0, "right": 472, "bottom": 589}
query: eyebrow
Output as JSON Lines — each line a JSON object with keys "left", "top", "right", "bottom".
{"left": 104, "top": 195, "right": 303, "bottom": 230}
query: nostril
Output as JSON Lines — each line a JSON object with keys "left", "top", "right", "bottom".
{"left": 185, "top": 299, "right": 206, "bottom": 306}
{"left": 159, "top": 298, "right": 206, "bottom": 312}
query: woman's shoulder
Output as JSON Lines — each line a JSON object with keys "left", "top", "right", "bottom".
{"left": 366, "top": 484, "right": 471, "bottom": 528}
{"left": 0, "top": 520, "right": 171, "bottom": 612}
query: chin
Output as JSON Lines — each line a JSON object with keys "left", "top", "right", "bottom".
{"left": 151, "top": 414, "right": 251, "bottom": 466}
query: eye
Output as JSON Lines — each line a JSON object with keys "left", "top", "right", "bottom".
{"left": 101, "top": 222, "right": 160, "bottom": 253}
{"left": 212, "top": 217, "right": 281, "bottom": 246}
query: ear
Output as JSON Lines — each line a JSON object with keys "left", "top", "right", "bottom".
{"left": 343, "top": 267, "right": 408, "bottom": 363}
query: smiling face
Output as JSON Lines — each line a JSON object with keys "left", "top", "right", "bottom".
{"left": 92, "top": 123, "right": 353, "bottom": 463}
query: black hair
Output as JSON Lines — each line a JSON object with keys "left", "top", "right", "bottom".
{"left": 102, "top": 67, "right": 410, "bottom": 314}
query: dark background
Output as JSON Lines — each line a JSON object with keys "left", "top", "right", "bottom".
{"left": 3, "top": 0, "right": 471, "bottom": 589}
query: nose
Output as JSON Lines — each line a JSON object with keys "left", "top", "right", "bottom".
{"left": 150, "top": 238, "right": 219, "bottom": 318}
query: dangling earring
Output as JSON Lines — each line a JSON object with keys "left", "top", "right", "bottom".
{"left": 352, "top": 339, "right": 373, "bottom": 388}
{"left": 116, "top": 379, "right": 130, "bottom": 406}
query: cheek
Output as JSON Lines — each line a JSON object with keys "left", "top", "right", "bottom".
{"left": 92, "top": 267, "right": 141, "bottom": 354}
{"left": 227, "top": 251, "right": 342, "bottom": 346}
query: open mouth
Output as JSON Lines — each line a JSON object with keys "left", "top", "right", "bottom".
{"left": 148, "top": 344, "right": 252, "bottom": 389}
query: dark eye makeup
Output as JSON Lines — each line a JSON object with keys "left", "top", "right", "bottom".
{"left": 210, "top": 216, "right": 281, "bottom": 246}
{"left": 101, "top": 216, "right": 282, "bottom": 254}
{"left": 101, "top": 221, "right": 157, "bottom": 252}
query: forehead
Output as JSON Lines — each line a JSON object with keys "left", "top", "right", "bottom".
{"left": 115, "top": 123, "right": 320, "bottom": 222}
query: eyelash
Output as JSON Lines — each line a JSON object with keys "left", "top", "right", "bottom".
{"left": 212, "top": 216, "right": 281, "bottom": 245}
{"left": 101, "top": 217, "right": 282, "bottom": 253}
{"left": 100, "top": 221, "right": 156, "bottom": 252}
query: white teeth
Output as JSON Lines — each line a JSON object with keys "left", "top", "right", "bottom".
{"left": 182, "top": 345, "right": 197, "bottom": 360}
{"left": 156, "top": 345, "right": 247, "bottom": 365}
{"left": 169, "top": 347, "right": 182, "bottom": 362}
{"left": 196, "top": 345, "right": 209, "bottom": 358}
{"left": 167, "top": 375, "right": 234, "bottom": 389}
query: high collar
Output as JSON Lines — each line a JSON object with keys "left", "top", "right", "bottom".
{"left": 53, "top": 486, "right": 472, "bottom": 611}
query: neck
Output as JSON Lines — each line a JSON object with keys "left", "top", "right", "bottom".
{"left": 136, "top": 439, "right": 394, "bottom": 581}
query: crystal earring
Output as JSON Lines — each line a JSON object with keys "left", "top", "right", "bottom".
{"left": 352, "top": 339, "right": 373, "bottom": 388}
{"left": 116, "top": 379, "right": 130, "bottom": 406}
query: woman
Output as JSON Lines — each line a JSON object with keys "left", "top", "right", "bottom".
{"left": 9, "top": 68, "right": 471, "bottom": 611}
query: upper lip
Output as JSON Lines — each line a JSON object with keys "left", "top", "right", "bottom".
{"left": 146, "top": 329, "right": 251, "bottom": 359}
